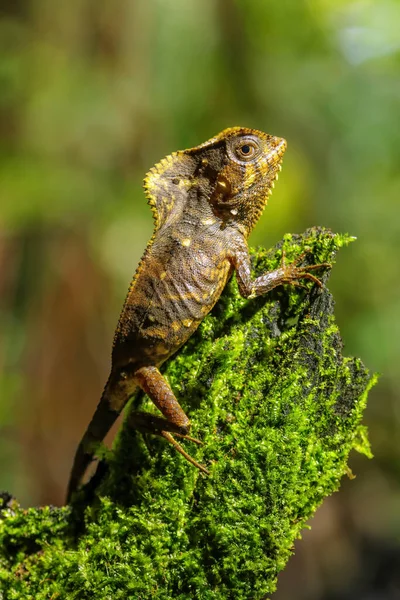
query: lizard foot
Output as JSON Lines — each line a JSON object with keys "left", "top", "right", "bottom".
{"left": 161, "top": 431, "right": 209, "bottom": 475}
{"left": 281, "top": 247, "right": 331, "bottom": 288}
{"left": 128, "top": 411, "right": 209, "bottom": 475}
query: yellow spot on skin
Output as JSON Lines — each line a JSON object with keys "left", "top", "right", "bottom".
{"left": 146, "top": 325, "right": 167, "bottom": 338}
{"left": 202, "top": 218, "right": 215, "bottom": 225}
{"left": 171, "top": 321, "right": 181, "bottom": 332}
{"left": 178, "top": 179, "right": 192, "bottom": 188}
{"left": 244, "top": 164, "right": 257, "bottom": 189}
{"left": 183, "top": 319, "right": 193, "bottom": 328}
{"left": 160, "top": 271, "right": 167, "bottom": 280}
{"left": 181, "top": 238, "right": 191, "bottom": 247}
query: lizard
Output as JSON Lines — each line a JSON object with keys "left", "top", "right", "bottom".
{"left": 66, "top": 126, "right": 330, "bottom": 502}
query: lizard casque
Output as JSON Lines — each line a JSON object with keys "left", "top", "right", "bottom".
{"left": 66, "top": 127, "right": 329, "bottom": 502}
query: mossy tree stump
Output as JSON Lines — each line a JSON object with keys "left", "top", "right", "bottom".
{"left": 0, "top": 228, "right": 374, "bottom": 599}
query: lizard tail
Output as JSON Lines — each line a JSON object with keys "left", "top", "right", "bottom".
{"left": 66, "top": 372, "right": 136, "bottom": 503}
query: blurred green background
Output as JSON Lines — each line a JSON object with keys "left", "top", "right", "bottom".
{"left": 0, "top": 0, "right": 399, "bottom": 597}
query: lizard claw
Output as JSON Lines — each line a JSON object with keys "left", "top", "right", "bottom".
{"left": 295, "top": 270, "right": 325, "bottom": 288}
{"left": 161, "top": 432, "right": 209, "bottom": 475}
{"left": 280, "top": 247, "right": 332, "bottom": 289}
{"left": 173, "top": 432, "right": 204, "bottom": 446}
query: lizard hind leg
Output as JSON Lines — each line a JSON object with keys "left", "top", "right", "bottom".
{"left": 131, "top": 365, "right": 209, "bottom": 475}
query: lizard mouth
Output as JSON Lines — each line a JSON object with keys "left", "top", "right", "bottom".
{"left": 266, "top": 138, "right": 287, "bottom": 166}
{"left": 244, "top": 140, "right": 286, "bottom": 197}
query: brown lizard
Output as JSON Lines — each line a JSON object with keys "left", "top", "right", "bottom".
{"left": 66, "top": 126, "right": 329, "bottom": 502}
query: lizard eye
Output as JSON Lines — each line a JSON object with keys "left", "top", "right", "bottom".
{"left": 232, "top": 138, "right": 260, "bottom": 162}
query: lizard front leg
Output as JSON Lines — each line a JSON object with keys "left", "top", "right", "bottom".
{"left": 129, "top": 365, "right": 209, "bottom": 474}
{"left": 231, "top": 242, "right": 331, "bottom": 298}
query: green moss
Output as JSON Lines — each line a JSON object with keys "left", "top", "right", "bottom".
{"left": 0, "top": 228, "right": 375, "bottom": 599}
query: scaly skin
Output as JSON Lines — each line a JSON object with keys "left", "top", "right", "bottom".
{"left": 66, "top": 127, "right": 330, "bottom": 502}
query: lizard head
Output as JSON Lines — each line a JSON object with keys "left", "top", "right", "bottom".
{"left": 144, "top": 126, "right": 286, "bottom": 236}
{"left": 197, "top": 126, "right": 287, "bottom": 235}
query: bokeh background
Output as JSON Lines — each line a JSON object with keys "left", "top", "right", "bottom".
{"left": 0, "top": 0, "right": 399, "bottom": 598}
